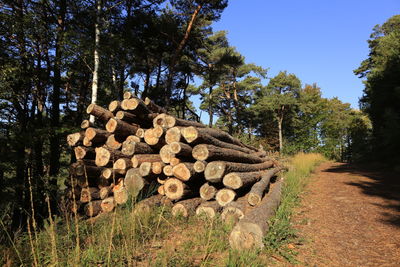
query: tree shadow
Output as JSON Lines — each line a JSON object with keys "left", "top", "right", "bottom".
{"left": 325, "top": 163, "right": 400, "bottom": 228}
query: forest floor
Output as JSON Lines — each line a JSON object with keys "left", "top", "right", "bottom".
{"left": 290, "top": 162, "right": 400, "bottom": 266}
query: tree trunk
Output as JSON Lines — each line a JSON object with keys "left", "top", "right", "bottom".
{"left": 208, "top": 86, "right": 213, "bottom": 127}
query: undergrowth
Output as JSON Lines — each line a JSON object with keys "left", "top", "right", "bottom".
{"left": 1, "top": 153, "right": 325, "bottom": 266}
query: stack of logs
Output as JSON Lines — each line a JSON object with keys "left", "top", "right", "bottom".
{"left": 66, "top": 92, "right": 284, "bottom": 250}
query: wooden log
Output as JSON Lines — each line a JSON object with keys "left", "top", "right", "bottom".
{"left": 105, "top": 134, "right": 122, "bottom": 150}
{"left": 223, "top": 171, "right": 265, "bottom": 190}
{"left": 193, "top": 160, "right": 207, "bottom": 173}
{"left": 121, "top": 98, "right": 150, "bottom": 114}
{"left": 67, "top": 132, "right": 84, "bottom": 147}
{"left": 123, "top": 91, "right": 135, "bottom": 99}
{"left": 115, "top": 110, "right": 139, "bottom": 124}
{"left": 159, "top": 145, "right": 174, "bottom": 163}
{"left": 139, "top": 162, "right": 153, "bottom": 177}
{"left": 229, "top": 178, "right": 283, "bottom": 250}
{"left": 83, "top": 137, "right": 93, "bottom": 147}
{"left": 195, "top": 201, "right": 222, "bottom": 219}
{"left": 95, "top": 146, "right": 130, "bottom": 167}
{"left": 113, "top": 158, "right": 132, "bottom": 175}
{"left": 204, "top": 160, "right": 274, "bottom": 183}
{"left": 144, "top": 128, "right": 160, "bottom": 146}
{"left": 199, "top": 182, "right": 218, "bottom": 201}
{"left": 84, "top": 200, "right": 103, "bottom": 217}
{"left": 134, "top": 194, "right": 172, "bottom": 214}
{"left": 157, "top": 177, "right": 167, "bottom": 185}
{"left": 125, "top": 168, "right": 146, "bottom": 198}
{"left": 169, "top": 157, "right": 181, "bottom": 167}
{"left": 80, "top": 187, "right": 100, "bottom": 203}
{"left": 108, "top": 100, "right": 122, "bottom": 113}
{"left": 113, "top": 179, "right": 129, "bottom": 205}
{"left": 192, "top": 144, "right": 265, "bottom": 164}
{"left": 70, "top": 161, "right": 103, "bottom": 178}
{"left": 74, "top": 146, "right": 95, "bottom": 160}
{"left": 252, "top": 150, "right": 267, "bottom": 158}
{"left": 172, "top": 163, "right": 196, "bottom": 181}
{"left": 99, "top": 185, "right": 114, "bottom": 200}
{"left": 131, "top": 154, "right": 161, "bottom": 168}
{"left": 182, "top": 126, "right": 253, "bottom": 153}
{"left": 152, "top": 125, "right": 165, "bottom": 138}
{"left": 67, "top": 200, "right": 82, "bottom": 214}
{"left": 163, "top": 165, "right": 173, "bottom": 176}
{"left": 85, "top": 128, "right": 111, "bottom": 143}
{"left": 135, "top": 128, "right": 146, "bottom": 138}
{"left": 121, "top": 140, "right": 154, "bottom": 156}
{"left": 172, "top": 198, "right": 203, "bottom": 217}
{"left": 102, "top": 168, "right": 123, "bottom": 180}
{"left": 152, "top": 162, "right": 166, "bottom": 175}
{"left": 169, "top": 142, "right": 192, "bottom": 157}
{"left": 164, "top": 178, "right": 193, "bottom": 201}
{"left": 221, "top": 196, "right": 250, "bottom": 225}
{"left": 247, "top": 167, "right": 283, "bottom": 206}
{"left": 215, "top": 188, "right": 236, "bottom": 207}
{"left": 154, "top": 114, "right": 205, "bottom": 129}
{"left": 144, "top": 97, "right": 167, "bottom": 114}
{"left": 101, "top": 197, "right": 115, "bottom": 213}
{"left": 86, "top": 104, "right": 114, "bottom": 122}
{"left": 106, "top": 118, "right": 139, "bottom": 137}
{"left": 165, "top": 127, "right": 183, "bottom": 144}
{"left": 126, "top": 135, "right": 141, "bottom": 143}
{"left": 80, "top": 120, "right": 94, "bottom": 130}
{"left": 157, "top": 185, "right": 165, "bottom": 195}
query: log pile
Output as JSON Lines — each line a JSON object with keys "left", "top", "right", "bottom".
{"left": 66, "top": 95, "right": 284, "bottom": 250}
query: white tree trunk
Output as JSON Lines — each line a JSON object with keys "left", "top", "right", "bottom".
{"left": 90, "top": 0, "right": 101, "bottom": 123}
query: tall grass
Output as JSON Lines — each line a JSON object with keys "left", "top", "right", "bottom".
{"left": 1, "top": 153, "right": 326, "bottom": 266}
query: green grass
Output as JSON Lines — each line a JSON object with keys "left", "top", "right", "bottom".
{"left": 1, "top": 153, "right": 326, "bottom": 266}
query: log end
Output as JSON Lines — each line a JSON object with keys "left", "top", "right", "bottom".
{"left": 229, "top": 222, "right": 264, "bottom": 250}
{"left": 182, "top": 126, "right": 198, "bottom": 143}
{"left": 223, "top": 173, "right": 242, "bottom": 190}
{"left": 192, "top": 144, "right": 209, "bottom": 161}
{"left": 204, "top": 161, "right": 226, "bottom": 183}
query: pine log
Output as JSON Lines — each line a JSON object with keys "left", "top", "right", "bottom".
{"left": 125, "top": 168, "right": 146, "bottom": 198}
{"left": 84, "top": 200, "right": 103, "bottom": 217}
{"left": 80, "top": 187, "right": 100, "bottom": 203}
{"left": 193, "top": 160, "right": 207, "bottom": 173}
{"left": 101, "top": 197, "right": 115, "bottom": 213}
{"left": 83, "top": 137, "right": 93, "bottom": 147}
{"left": 169, "top": 157, "right": 181, "bottom": 167}
{"left": 172, "top": 163, "right": 196, "bottom": 181}
{"left": 106, "top": 118, "right": 139, "bottom": 137}
{"left": 99, "top": 186, "right": 114, "bottom": 199}
{"left": 85, "top": 128, "right": 111, "bottom": 143}
{"left": 67, "top": 132, "right": 85, "bottom": 147}
{"left": 157, "top": 185, "right": 165, "bottom": 195}
{"left": 252, "top": 150, "right": 267, "bottom": 158}
{"left": 131, "top": 154, "right": 161, "bottom": 168}
{"left": 139, "top": 162, "right": 153, "bottom": 177}
{"left": 135, "top": 128, "right": 146, "bottom": 138}
{"left": 121, "top": 139, "right": 154, "bottom": 156}
{"left": 113, "top": 158, "right": 132, "bottom": 175}
{"left": 80, "top": 120, "right": 94, "bottom": 129}
{"left": 108, "top": 100, "right": 122, "bottom": 113}
{"left": 223, "top": 171, "right": 265, "bottom": 190}
{"left": 157, "top": 177, "right": 167, "bottom": 185}
{"left": 144, "top": 128, "right": 163, "bottom": 146}
{"left": 121, "top": 98, "right": 150, "bottom": 114}
{"left": 204, "top": 160, "right": 274, "bottom": 183}
{"left": 152, "top": 125, "right": 165, "bottom": 138}
{"left": 247, "top": 167, "right": 283, "bottom": 206}
{"left": 163, "top": 165, "right": 174, "bottom": 176}
{"left": 144, "top": 97, "right": 167, "bottom": 114}
{"left": 172, "top": 198, "right": 203, "bottom": 217}
{"left": 86, "top": 104, "right": 114, "bottom": 122}
{"left": 159, "top": 145, "right": 174, "bottom": 163}
{"left": 70, "top": 161, "right": 103, "bottom": 178}
{"left": 164, "top": 178, "right": 194, "bottom": 201}
{"left": 229, "top": 178, "right": 283, "bottom": 250}
{"left": 169, "top": 142, "right": 192, "bottom": 157}
{"left": 134, "top": 194, "right": 172, "bottom": 214}
{"left": 105, "top": 134, "right": 122, "bottom": 150}
{"left": 95, "top": 146, "right": 130, "bottom": 167}
{"left": 152, "top": 161, "right": 166, "bottom": 175}
{"left": 199, "top": 182, "right": 218, "bottom": 201}
{"left": 195, "top": 201, "right": 222, "bottom": 219}
{"left": 153, "top": 114, "right": 205, "bottom": 129}
{"left": 102, "top": 168, "right": 123, "bottom": 180}
{"left": 165, "top": 127, "right": 183, "bottom": 144}
{"left": 113, "top": 179, "right": 129, "bottom": 205}
{"left": 216, "top": 188, "right": 236, "bottom": 206}
{"left": 123, "top": 91, "right": 135, "bottom": 99}
{"left": 74, "top": 146, "right": 95, "bottom": 160}
{"left": 182, "top": 126, "right": 253, "bottom": 153}
{"left": 192, "top": 144, "right": 265, "bottom": 164}
{"left": 126, "top": 135, "right": 141, "bottom": 143}
{"left": 115, "top": 110, "right": 140, "bottom": 124}
{"left": 221, "top": 196, "right": 250, "bottom": 225}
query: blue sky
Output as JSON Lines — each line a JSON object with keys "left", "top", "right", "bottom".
{"left": 192, "top": 0, "right": 398, "bottom": 122}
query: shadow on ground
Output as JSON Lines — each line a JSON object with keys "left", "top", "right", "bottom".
{"left": 325, "top": 163, "right": 400, "bottom": 227}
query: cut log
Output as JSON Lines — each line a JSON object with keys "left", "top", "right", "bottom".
{"left": 108, "top": 100, "right": 122, "bottom": 113}
{"left": 102, "top": 168, "right": 123, "bottom": 180}
{"left": 172, "top": 163, "right": 196, "bottom": 181}
{"left": 134, "top": 194, "right": 172, "bottom": 214}
{"left": 115, "top": 110, "right": 140, "bottom": 124}
{"left": 169, "top": 157, "right": 181, "bottom": 167}
{"left": 157, "top": 177, "right": 167, "bottom": 185}
{"left": 83, "top": 137, "right": 93, "bottom": 147}
{"left": 204, "top": 160, "right": 274, "bottom": 183}
{"left": 101, "top": 197, "right": 115, "bottom": 213}
{"left": 153, "top": 114, "right": 204, "bottom": 128}
{"left": 223, "top": 171, "right": 265, "bottom": 190}
{"left": 126, "top": 135, "right": 141, "bottom": 143}
{"left": 192, "top": 144, "right": 265, "bottom": 164}
{"left": 67, "top": 132, "right": 84, "bottom": 147}
{"left": 169, "top": 142, "right": 192, "bottom": 157}
{"left": 135, "top": 128, "right": 146, "bottom": 138}
{"left": 84, "top": 200, "right": 103, "bottom": 217}
{"left": 229, "top": 178, "right": 283, "bottom": 250}
{"left": 131, "top": 154, "right": 161, "bottom": 168}
{"left": 221, "top": 196, "right": 250, "bottom": 225}
{"left": 121, "top": 98, "right": 150, "bottom": 114}
{"left": 152, "top": 125, "right": 165, "bottom": 138}
{"left": 74, "top": 146, "right": 95, "bottom": 160}
{"left": 80, "top": 120, "right": 94, "bottom": 130}
{"left": 105, "top": 134, "right": 123, "bottom": 150}
{"left": 172, "top": 198, "right": 203, "bottom": 217}
{"left": 152, "top": 161, "right": 165, "bottom": 175}
{"left": 195, "top": 201, "right": 222, "bottom": 219}
{"left": 85, "top": 128, "right": 111, "bottom": 143}
{"left": 70, "top": 161, "right": 103, "bottom": 178}
{"left": 113, "top": 179, "right": 129, "bottom": 205}
{"left": 163, "top": 165, "right": 173, "bottom": 176}
{"left": 215, "top": 188, "right": 236, "bottom": 207}
{"left": 157, "top": 185, "right": 165, "bottom": 195}
{"left": 159, "top": 145, "right": 174, "bottom": 163}
{"left": 121, "top": 139, "right": 154, "bottom": 156}
{"left": 106, "top": 118, "right": 139, "bottom": 137}
{"left": 144, "top": 97, "right": 167, "bottom": 114}
{"left": 113, "top": 158, "right": 132, "bottom": 175}
{"left": 144, "top": 128, "right": 161, "bottom": 146}
{"left": 65, "top": 187, "right": 81, "bottom": 200}
{"left": 99, "top": 186, "right": 113, "bottom": 199}
{"left": 164, "top": 178, "right": 193, "bottom": 201}
{"left": 199, "top": 182, "right": 218, "bottom": 201}
{"left": 182, "top": 127, "right": 253, "bottom": 153}
{"left": 193, "top": 160, "right": 207, "bottom": 173}
{"left": 125, "top": 168, "right": 146, "bottom": 198}
{"left": 80, "top": 187, "right": 100, "bottom": 203}
{"left": 86, "top": 104, "right": 114, "bottom": 122}
{"left": 123, "top": 91, "right": 135, "bottom": 99}
{"left": 247, "top": 167, "right": 283, "bottom": 206}
{"left": 139, "top": 162, "right": 153, "bottom": 177}
{"left": 165, "top": 127, "right": 183, "bottom": 144}
{"left": 95, "top": 146, "right": 130, "bottom": 167}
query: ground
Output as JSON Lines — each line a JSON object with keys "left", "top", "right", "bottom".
{"left": 292, "top": 162, "right": 400, "bottom": 266}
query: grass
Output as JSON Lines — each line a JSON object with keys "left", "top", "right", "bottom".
{"left": 1, "top": 152, "right": 326, "bottom": 266}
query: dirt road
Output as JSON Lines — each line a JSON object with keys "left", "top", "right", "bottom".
{"left": 293, "top": 162, "right": 400, "bottom": 266}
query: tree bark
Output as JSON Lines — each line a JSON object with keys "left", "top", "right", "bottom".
{"left": 87, "top": 104, "right": 114, "bottom": 122}
{"left": 169, "top": 142, "right": 192, "bottom": 157}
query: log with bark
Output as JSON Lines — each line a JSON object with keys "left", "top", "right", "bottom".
{"left": 199, "top": 182, "right": 218, "bottom": 201}
{"left": 86, "top": 104, "right": 114, "bottom": 122}
{"left": 247, "top": 167, "right": 283, "bottom": 206}
{"left": 84, "top": 200, "right": 103, "bottom": 217}
{"left": 163, "top": 178, "right": 195, "bottom": 201}
{"left": 106, "top": 118, "right": 139, "bottom": 137}
{"left": 215, "top": 188, "right": 236, "bottom": 206}
{"left": 171, "top": 197, "right": 203, "bottom": 217}
{"left": 101, "top": 197, "right": 115, "bottom": 213}
{"left": 144, "top": 97, "right": 167, "bottom": 114}
{"left": 95, "top": 146, "right": 130, "bottom": 167}
{"left": 121, "top": 139, "right": 154, "bottom": 156}
{"left": 131, "top": 154, "right": 161, "bottom": 168}
{"left": 223, "top": 171, "right": 265, "bottom": 190}
{"left": 74, "top": 146, "right": 95, "bottom": 160}
{"left": 195, "top": 201, "right": 222, "bottom": 219}
{"left": 67, "top": 132, "right": 84, "bottom": 147}
{"left": 165, "top": 127, "right": 183, "bottom": 144}
{"left": 85, "top": 128, "right": 111, "bottom": 144}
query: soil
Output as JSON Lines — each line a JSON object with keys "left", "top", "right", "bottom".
{"left": 292, "top": 162, "right": 400, "bottom": 266}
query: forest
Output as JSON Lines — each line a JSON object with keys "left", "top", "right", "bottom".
{"left": 0, "top": 0, "right": 399, "bottom": 252}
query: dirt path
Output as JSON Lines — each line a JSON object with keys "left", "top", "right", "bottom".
{"left": 293, "top": 162, "right": 400, "bottom": 266}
